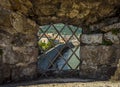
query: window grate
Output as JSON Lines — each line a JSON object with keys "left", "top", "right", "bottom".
{"left": 37, "top": 23, "right": 82, "bottom": 77}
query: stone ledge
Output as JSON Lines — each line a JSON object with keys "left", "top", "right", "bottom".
{"left": 104, "top": 32, "right": 120, "bottom": 44}
{"left": 101, "top": 23, "right": 120, "bottom": 32}
{"left": 81, "top": 34, "right": 103, "bottom": 45}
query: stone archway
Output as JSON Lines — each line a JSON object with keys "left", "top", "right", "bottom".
{"left": 0, "top": 0, "right": 120, "bottom": 84}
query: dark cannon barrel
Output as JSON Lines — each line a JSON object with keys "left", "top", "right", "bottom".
{"left": 38, "top": 42, "right": 74, "bottom": 72}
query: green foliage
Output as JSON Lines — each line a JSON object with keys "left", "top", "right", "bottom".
{"left": 102, "top": 40, "right": 113, "bottom": 45}
{"left": 111, "top": 29, "right": 120, "bottom": 35}
{"left": 38, "top": 39, "right": 56, "bottom": 51}
{"left": 0, "top": 49, "right": 3, "bottom": 56}
{"left": 38, "top": 42, "right": 48, "bottom": 51}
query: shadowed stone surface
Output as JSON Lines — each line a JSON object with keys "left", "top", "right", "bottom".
{"left": 80, "top": 46, "right": 119, "bottom": 80}
{"left": 0, "top": 7, "right": 38, "bottom": 83}
{"left": 30, "top": 0, "right": 120, "bottom": 26}
{"left": 81, "top": 34, "right": 103, "bottom": 45}
{"left": 1, "top": 0, "right": 120, "bottom": 26}
{"left": 101, "top": 23, "right": 120, "bottom": 32}
{"left": 104, "top": 32, "right": 120, "bottom": 44}
{"left": 0, "top": 0, "right": 120, "bottom": 84}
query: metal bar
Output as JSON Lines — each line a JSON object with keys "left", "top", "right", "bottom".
{"left": 46, "top": 24, "right": 73, "bottom": 70}
{"left": 67, "top": 25, "right": 81, "bottom": 43}
{"left": 51, "top": 24, "right": 80, "bottom": 69}
{"left": 59, "top": 47, "right": 79, "bottom": 70}
{"left": 38, "top": 23, "right": 81, "bottom": 77}
{"left": 40, "top": 26, "right": 72, "bottom": 71}
{"left": 60, "top": 45, "right": 79, "bottom": 71}
{"left": 51, "top": 24, "right": 80, "bottom": 70}
{"left": 47, "top": 46, "right": 73, "bottom": 70}
{"left": 67, "top": 45, "right": 80, "bottom": 61}
{"left": 46, "top": 24, "right": 67, "bottom": 68}
{"left": 48, "top": 24, "right": 78, "bottom": 70}
{"left": 38, "top": 24, "right": 52, "bottom": 42}
{"left": 40, "top": 28, "right": 59, "bottom": 69}
{"left": 75, "top": 61, "right": 80, "bottom": 70}
{"left": 59, "top": 45, "right": 80, "bottom": 70}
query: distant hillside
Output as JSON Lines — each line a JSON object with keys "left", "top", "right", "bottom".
{"left": 39, "top": 23, "right": 82, "bottom": 35}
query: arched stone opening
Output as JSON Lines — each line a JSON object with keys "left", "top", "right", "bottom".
{"left": 0, "top": 0, "right": 120, "bottom": 84}
{"left": 0, "top": 13, "right": 120, "bottom": 83}
{"left": 36, "top": 21, "right": 120, "bottom": 81}
{"left": 37, "top": 23, "right": 82, "bottom": 78}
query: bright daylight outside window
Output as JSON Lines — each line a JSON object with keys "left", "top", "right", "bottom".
{"left": 37, "top": 23, "right": 82, "bottom": 78}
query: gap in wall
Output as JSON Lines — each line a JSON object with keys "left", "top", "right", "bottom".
{"left": 37, "top": 23, "right": 82, "bottom": 78}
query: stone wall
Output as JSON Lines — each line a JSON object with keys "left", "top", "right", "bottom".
{"left": 80, "top": 23, "right": 120, "bottom": 80}
{"left": 0, "top": 0, "right": 114, "bottom": 27}
{"left": 30, "top": 0, "right": 120, "bottom": 26}
{"left": 0, "top": 7, "right": 38, "bottom": 83}
{"left": 0, "top": 0, "right": 120, "bottom": 84}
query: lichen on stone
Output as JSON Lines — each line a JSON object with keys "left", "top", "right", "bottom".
{"left": 111, "top": 29, "right": 120, "bottom": 35}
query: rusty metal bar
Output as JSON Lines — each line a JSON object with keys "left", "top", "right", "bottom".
{"left": 38, "top": 23, "right": 81, "bottom": 77}
{"left": 60, "top": 45, "right": 79, "bottom": 71}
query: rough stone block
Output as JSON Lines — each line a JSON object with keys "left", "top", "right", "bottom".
{"left": 111, "top": 46, "right": 120, "bottom": 80}
{"left": 12, "top": 64, "right": 37, "bottom": 81}
{"left": 0, "top": 10, "right": 38, "bottom": 84}
{"left": 89, "top": 17, "right": 119, "bottom": 32}
{"left": 2, "top": 64, "right": 11, "bottom": 81}
{"left": 0, "top": 32, "right": 12, "bottom": 46}
{"left": 104, "top": 32, "right": 120, "bottom": 44}
{"left": 81, "top": 34, "right": 103, "bottom": 45}
{"left": 0, "top": 8, "right": 12, "bottom": 27}
{"left": 12, "top": 46, "right": 38, "bottom": 64}
{"left": 2, "top": 46, "right": 19, "bottom": 64}
{"left": 80, "top": 46, "right": 114, "bottom": 65}
{"left": 11, "top": 33, "right": 37, "bottom": 47}
{"left": 101, "top": 23, "right": 120, "bottom": 32}
{"left": 80, "top": 46, "right": 118, "bottom": 80}
{"left": 2, "top": 46, "right": 38, "bottom": 65}
{"left": 11, "top": 13, "right": 38, "bottom": 35}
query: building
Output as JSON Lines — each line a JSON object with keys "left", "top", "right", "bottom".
{"left": 39, "top": 37, "right": 49, "bottom": 43}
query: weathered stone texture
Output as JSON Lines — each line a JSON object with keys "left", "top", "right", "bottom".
{"left": 111, "top": 46, "right": 120, "bottom": 80}
{"left": 0, "top": 0, "right": 120, "bottom": 26}
{"left": 0, "top": 0, "right": 33, "bottom": 16}
{"left": 113, "top": 61, "right": 120, "bottom": 80}
{"left": 104, "top": 32, "right": 120, "bottom": 44}
{"left": 80, "top": 46, "right": 119, "bottom": 80}
{"left": 11, "top": 64, "right": 37, "bottom": 81}
{"left": 30, "top": 0, "right": 120, "bottom": 25}
{"left": 81, "top": 34, "right": 103, "bottom": 45}
{"left": 0, "top": 55, "right": 3, "bottom": 84}
{"left": 89, "top": 17, "right": 119, "bottom": 33}
{"left": 0, "top": 7, "right": 38, "bottom": 83}
{"left": 0, "top": 0, "right": 120, "bottom": 84}
{"left": 101, "top": 23, "right": 120, "bottom": 32}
